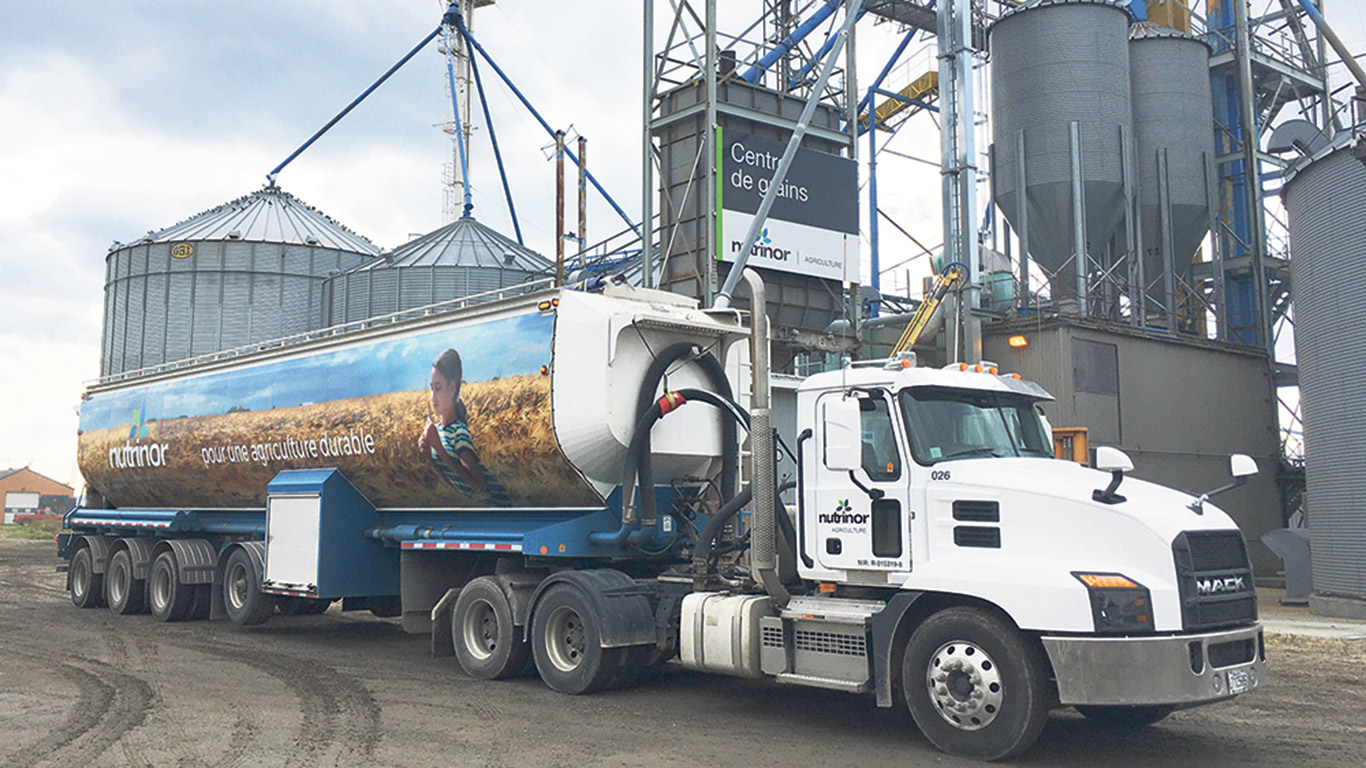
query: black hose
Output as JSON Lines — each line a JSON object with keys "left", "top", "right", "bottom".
{"left": 624, "top": 343, "right": 706, "bottom": 523}
{"left": 626, "top": 343, "right": 736, "bottom": 524}
{"left": 632, "top": 388, "right": 750, "bottom": 525}
{"left": 693, "top": 479, "right": 798, "bottom": 582}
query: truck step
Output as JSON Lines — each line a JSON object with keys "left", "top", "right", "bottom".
{"left": 774, "top": 672, "right": 871, "bottom": 694}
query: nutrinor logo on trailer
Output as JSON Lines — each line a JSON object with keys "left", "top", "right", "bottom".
{"left": 717, "top": 130, "right": 859, "bottom": 283}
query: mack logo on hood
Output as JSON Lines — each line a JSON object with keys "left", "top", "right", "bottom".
{"left": 1196, "top": 576, "right": 1247, "bottom": 596}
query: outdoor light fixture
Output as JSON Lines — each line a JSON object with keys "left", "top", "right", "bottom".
{"left": 1008, "top": 334, "right": 1029, "bottom": 348}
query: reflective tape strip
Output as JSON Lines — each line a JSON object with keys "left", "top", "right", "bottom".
{"left": 399, "top": 541, "right": 521, "bottom": 552}
{"left": 67, "top": 518, "right": 170, "bottom": 529}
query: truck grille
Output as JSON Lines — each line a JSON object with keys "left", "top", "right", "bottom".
{"left": 1173, "top": 531, "right": 1258, "bottom": 631}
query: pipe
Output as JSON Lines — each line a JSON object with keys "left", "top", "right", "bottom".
{"left": 578, "top": 136, "right": 587, "bottom": 256}
{"left": 739, "top": 0, "right": 843, "bottom": 85}
{"left": 1293, "top": 0, "right": 1366, "bottom": 91}
{"left": 454, "top": 12, "right": 640, "bottom": 237}
{"left": 556, "top": 129, "right": 565, "bottom": 286}
{"left": 267, "top": 22, "right": 446, "bottom": 185}
{"left": 715, "top": 0, "right": 864, "bottom": 307}
{"left": 445, "top": 34, "right": 474, "bottom": 219}
{"left": 466, "top": 46, "right": 522, "bottom": 244}
{"left": 738, "top": 269, "right": 787, "bottom": 604}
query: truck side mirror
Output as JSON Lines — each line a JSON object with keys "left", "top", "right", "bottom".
{"left": 1094, "top": 446, "right": 1133, "bottom": 474}
{"left": 822, "top": 398, "right": 862, "bottom": 472}
{"left": 1092, "top": 447, "right": 1132, "bottom": 505}
{"left": 1230, "top": 454, "right": 1258, "bottom": 478}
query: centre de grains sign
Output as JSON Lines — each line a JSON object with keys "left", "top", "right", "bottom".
{"left": 718, "top": 130, "right": 859, "bottom": 283}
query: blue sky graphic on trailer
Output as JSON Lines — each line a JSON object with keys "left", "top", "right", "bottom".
{"left": 81, "top": 312, "right": 552, "bottom": 432}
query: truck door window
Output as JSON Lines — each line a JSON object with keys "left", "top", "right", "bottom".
{"left": 899, "top": 387, "right": 1053, "bottom": 465}
{"left": 860, "top": 397, "right": 901, "bottom": 481}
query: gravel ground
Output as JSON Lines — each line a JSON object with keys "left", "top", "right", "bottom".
{"left": 1, "top": 538, "right": 1363, "bottom": 767}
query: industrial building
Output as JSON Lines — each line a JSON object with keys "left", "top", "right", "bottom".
{"left": 92, "top": 1, "right": 1363, "bottom": 615}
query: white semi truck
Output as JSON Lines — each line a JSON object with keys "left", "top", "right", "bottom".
{"left": 62, "top": 273, "right": 1264, "bottom": 760}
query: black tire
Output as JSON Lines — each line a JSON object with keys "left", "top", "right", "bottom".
{"left": 105, "top": 548, "right": 146, "bottom": 615}
{"left": 530, "top": 583, "right": 622, "bottom": 694}
{"left": 902, "top": 607, "right": 1051, "bottom": 761}
{"left": 148, "top": 551, "right": 193, "bottom": 622}
{"left": 69, "top": 546, "right": 104, "bottom": 609}
{"left": 223, "top": 547, "right": 274, "bottom": 626}
{"left": 1075, "top": 705, "right": 1173, "bottom": 728}
{"left": 453, "top": 577, "right": 531, "bottom": 680}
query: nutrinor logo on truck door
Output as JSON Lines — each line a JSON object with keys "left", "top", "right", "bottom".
{"left": 718, "top": 130, "right": 859, "bottom": 283}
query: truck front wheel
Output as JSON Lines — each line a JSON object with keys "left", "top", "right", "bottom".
{"left": 530, "top": 583, "right": 620, "bottom": 694}
{"left": 902, "top": 607, "right": 1050, "bottom": 761}
{"left": 453, "top": 577, "right": 530, "bottom": 680}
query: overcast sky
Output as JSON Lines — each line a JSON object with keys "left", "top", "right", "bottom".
{"left": 1, "top": 1, "right": 1362, "bottom": 488}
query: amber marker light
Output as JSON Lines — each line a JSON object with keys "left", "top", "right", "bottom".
{"left": 1008, "top": 334, "right": 1029, "bottom": 349}
{"left": 1075, "top": 573, "right": 1139, "bottom": 589}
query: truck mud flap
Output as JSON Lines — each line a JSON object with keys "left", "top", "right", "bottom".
{"left": 525, "top": 569, "right": 656, "bottom": 649}
{"left": 868, "top": 590, "right": 927, "bottom": 708}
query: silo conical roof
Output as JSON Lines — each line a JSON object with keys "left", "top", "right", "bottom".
{"left": 355, "top": 216, "right": 551, "bottom": 272}
{"left": 125, "top": 185, "right": 381, "bottom": 255}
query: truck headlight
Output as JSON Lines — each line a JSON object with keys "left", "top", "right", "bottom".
{"left": 1074, "top": 573, "right": 1154, "bottom": 634}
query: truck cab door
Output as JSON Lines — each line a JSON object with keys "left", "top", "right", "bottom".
{"left": 807, "top": 390, "right": 911, "bottom": 574}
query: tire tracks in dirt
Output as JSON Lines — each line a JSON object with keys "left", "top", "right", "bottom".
{"left": 0, "top": 653, "right": 154, "bottom": 768}
{"left": 175, "top": 638, "right": 383, "bottom": 767}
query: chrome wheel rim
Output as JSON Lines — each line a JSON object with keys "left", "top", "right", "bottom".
{"left": 926, "top": 639, "right": 1005, "bottom": 730}
{"left": 462, "top": 598, "right": 499, "bottom": 661}
{"left": 152, "top": 565, "right": 173, "bottom": 610}
{"left": 543, "top": 605, "right": 586, "bottom": 673}
{"left": 227, "top": 562, "right": 250, "bottom": 611}
{"left": 71, "top": 555, "right": 90, "bottom": 598}
{"left": 108, "top": 557, "right": 127, "bottom": 604}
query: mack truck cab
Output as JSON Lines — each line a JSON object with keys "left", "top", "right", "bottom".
{"left": 703, "top": 353, "right": 1265, "bottom": 759}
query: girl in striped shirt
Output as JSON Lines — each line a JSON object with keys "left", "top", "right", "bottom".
{"left": 418, "top": 348, "right": 512, "bottom": 505}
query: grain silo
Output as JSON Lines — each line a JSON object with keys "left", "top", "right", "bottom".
{"left": 989, "top": 0, "right": 1133, "bottom": 302}
{"left": 1129, "top": 22, "right": 1215, "bottom": 320}
{"left": 101, "top": 186, "right": 380, "bottom": 377}
{"left": 1283, "top": 136, "right": 1366, "bottom": 612}
{"left": 321, "top": 216, "right": 552, "bottom": 326}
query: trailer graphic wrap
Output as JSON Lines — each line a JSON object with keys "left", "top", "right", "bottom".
{"left": 77, "top": 311, "right": 601, "bottom": 509}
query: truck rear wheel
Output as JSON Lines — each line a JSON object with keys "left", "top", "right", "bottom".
{"left": 530, "top": 583, "right": 621, "bottom": 694}
{"left": 69, "top": 546, "right": 104, "bottom": 609}
{"left": 106, "top": 548, "right": 145, "bottom": 615}
{"left": 223, "top": 547, "right": 274, "bottom": 626}
{"left": 1075, "top": 705, "right": 1173, "bottom": 728}
{"left": 453, "top": 577, "right": 530, "bottom": 680}
{"left": 902, "top": 607, "right": 1050, "bottom": 761}
{"left": 148, "top": 551, "right": 193, "bottom": 622}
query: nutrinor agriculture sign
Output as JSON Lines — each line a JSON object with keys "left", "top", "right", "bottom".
{"left": 718, "top": 130, "right": 859, "bottom": 283}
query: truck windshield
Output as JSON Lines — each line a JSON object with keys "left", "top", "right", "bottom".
{"left": 899, "top": 387, "right": 1054, "bottom": 465}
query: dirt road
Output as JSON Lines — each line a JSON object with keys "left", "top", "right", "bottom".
{"left": 1, "top": 538, "right": 1362, "bottom": 767}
